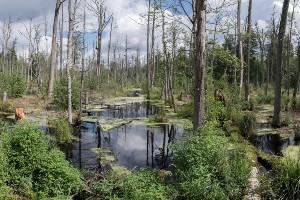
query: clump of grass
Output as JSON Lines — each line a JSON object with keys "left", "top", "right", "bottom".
{"left": 238, "top": 112, "right": 256, "bottom": 138}
{"left": 49, "top": 118, "right": 71, "bottom": 143}
{"left": 255, "top": 94, "right": 274, "bottom": 105}
{"left": 282, "top": 114, "right": 291, "bottom": 127}
{"left": 0, "top": 101, "right": 14, "bottom": 113}
{"left": 148, "top": 110, "right": 168, "bottom": 123}
{"left": 268, "top": 158, "right": 300, "bottom": 200}
{"left": 294, "top": 124, "right": 300, "bottom": 141}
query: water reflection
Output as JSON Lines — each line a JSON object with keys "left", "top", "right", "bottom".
{"left": 62, "top": 123, "right": 182, "bottom": 170}
{"left": 249, "top": 133, "right": 295, "bottom": 156}
{"left": 58, "top": 101, "right": 182, "bottom": 170}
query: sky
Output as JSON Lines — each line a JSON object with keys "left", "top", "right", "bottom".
{"left": 0, "top": 0, "right": 296, "bottom": 63}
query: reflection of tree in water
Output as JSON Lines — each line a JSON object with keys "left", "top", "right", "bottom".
{"left": 153, "top": 125, "right": 176, "bottom": 169}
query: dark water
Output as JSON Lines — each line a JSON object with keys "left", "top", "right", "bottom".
{"left": 249, "top": 132, "right": 295, "bottom": 156}
{"left": 60, "top": 102, "right": 183, "bottom": 170}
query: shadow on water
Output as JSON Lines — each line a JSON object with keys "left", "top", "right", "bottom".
{"left": 59, "top": 101, "right": 183, "bottom": 171}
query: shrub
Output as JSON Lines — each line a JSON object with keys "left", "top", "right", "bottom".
{"left": 92, "top": 169, "right": 172, "bottom": 200}
{"left": 255, "top": 94, "right": 274, "bottom": 105}
{"left": 0, "top": 101, "right": 14, "bottom": 113}
{"left": 49, "top": 118, "right": 72, "bottom": 143}
{"left": 172, "top": 123, "right": 250, "bottom": 199}
{"left": 53, "top": 78, "right": 80, "bottom": 110}
{"left": 294, "top": 124, "right": 300, "bottom": 141}
{"left": 268, "top": 158, "right": 300, "bottom": 200}
{"left": 176, "top": 102, "right": 193, "bottom": 119}
{"left": 122, "top": 169, "right": 171, "bottom": 200}
{"left": 205, "top": 94, "right": 226, "bottom": 122}
{"left": 238, "top": 112, "right": 256, "bottom": 138}
{"left": 282, "top": 114, "right": 291, "bottom": 127}
{"left": 282, "top": 96, "right": 291, "bottom": 111}
{"left": 0, "top": 123, "right": 83, "bottom": 198}
{"left": 7, "top": 74, "right": 26, "bottom": 98}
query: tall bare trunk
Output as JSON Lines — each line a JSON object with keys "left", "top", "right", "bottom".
{"left": 146, "top": 0, "right": 151, "bottom": 100}
{"left": 237, "top": 0, "right": 244, "bottom": 92}
{"left": 273, "top": 0, "right": 290, "bottom": 127}
{"left": 245, "top": 0, "right": 252, "bottom": 101}
{"left": 107, "top": 16, "right": 113, "bottom": 86}
{"left": 48, "top": 0, "right": 62, "bottom": 98}
{"left": 193, "top": 0, "right": 207, "bottom": 129}
{"left": 67, "top": 0, "right": 75, "bottom": 124}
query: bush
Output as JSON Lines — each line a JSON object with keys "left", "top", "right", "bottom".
{"left": 176, "top": 102, "right": 193, "bottom": 119}
{"left": 49, "top": 118, "right": 71, "bottom": 143}
{"left": 7, "top": 74, "right": 27, "bottom": 98}
{"left": 268, "top": 158, "right": 300, "bottom": 200}
{"left": 92, "top": 169, "right": 172, "bottom": 200}
{"left": 0, "top": 101, "right": 14, "bottom": 113}
{"left": 294, "top": 124, "right": 300, "bottom": 141}
{"left": 255, "top": 94, "right": 274, "bottom": 105}
{"left": 53, "top": 78, "right": 80, "bottom": 110}
{"left": 238, "top": 112, "right": 256, "bottom": 138}
{"left": 0, "top": 123, "right": 83, "bottom": 198}
{"left": 172, "top": 123, "right": 250, "bottom": 199}
{"left": 205, "top": 94, "right": 226, "bottom": 122}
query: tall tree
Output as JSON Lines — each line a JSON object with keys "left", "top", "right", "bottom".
{"left": 48, "top": 0, "right": 63, "bottom": 98}
{"left": 245, "top": 0, "right": 252, "bottom": 101}
{"left": 146, "top": 0, "right": 151, "bottom": 100}
{"left": 193, "top": 0, "right": 207, "bottom": 129}
{"left": 273, "top": 0, "right": 290, "bottom": 127}
{"left": 237, "top": 0, "right": 244, "bottom": 92}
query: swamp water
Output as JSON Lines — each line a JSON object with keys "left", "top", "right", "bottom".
{"left": 59, "top": 102, "right": 183, "bottom": 171}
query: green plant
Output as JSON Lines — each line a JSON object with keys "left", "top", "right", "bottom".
{"left": 255, "top": 94, "right": 274, "bottom": 105}
{"left": 282, "top": 114, "right": 291, "bottom": 127}
{"left": 172, "top": 123, "right": 250, "bottom": 199}
{"left": 282, "top": 96, "right": 291, "bottom": 111}
{"left": 0, "top": 101, "right": 14, "bottom": 113}
{"left": 268, "top": 158, "right": 300, "bottom": 200}
{"left": 53, "top": 78, "right": 80, "bottom": 110}
{"left": 49, "top": 118, "right": 71, "bottom": 143}
{"left": 176, "top": 102, "right": 193, "bottom": 119}
{"left": 205, "top": 94, "right": 226, "bottom": 122}
{"left": 7, "top": 74, "right": 26, "bottom": 98}
{"left": 294, "top": 124, "right": 300, "bottom": 141}
{"left": 0, "top": 123, "right": 83, "bottom": 198}
{"left": 238, "top": 112, "right": 256, "bottom": 137}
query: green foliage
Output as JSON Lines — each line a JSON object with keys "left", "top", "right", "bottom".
{"left": 212, "top": 46, "right": 241, "bottom": 82}
{"left": 291, "top": 97, "right": 300, "bottom": 111}
{"left": 205, "top": 94, "right": 226, "bottom": 122}
{"left": 49, "top": 118, "right": 71, "bottom": 143}
{"left": 0, "top": 123, "right": 83, "bottom": 198}
{"left": 53, "top": 77, "right": 80, "bottom": 110}
{"left": 238, "top": 112, "right": 256, "bottom": 138}
{"left": 92, "top": 169, "right": 172, "bottom": 200}
{"left": 172, "top": 124, "right": 250, "bottom": 199}
{"left": 268, "top": 158, "right": 300, "bottom": 200}
{"left": 176, "top": 102, "right": 193, "bottom": 119}
{"left": 7, "top": 74, "right": 26, "bottom": 98}
{"left": 282, "top": 95, "right": 291, "bottom": 111}
{"left": 294, "top": 124, "right": 300, "bottom": 141}
{"left": 0, "top": 73, "right": 26, "bottom": 98}
{"left": 255, "top": 94, "right": 274, "bottom": 105}
{"left": 122, "top": 169, "right": 171, "bottom": 200}
{"left": 282, "top": 114, "right": 291, "bottom": 127}
{"left": 149, "top": 110, "right": 168, "bottom": 123}
{"left": 0, "top": 101, "right": 14, "bottom": 113}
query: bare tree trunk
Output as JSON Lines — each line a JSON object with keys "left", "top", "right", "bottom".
{"left": 237, "top": 0, "right": 244, "bottom": 92}
{"left": 245, "top": 0, "right": 252, "bottom": 101}
{"left": 193, "top": 0, "right": 207, "bottom": 129}
{"left": 287, "top": 0, "right": 298, "bottom": 96}
{"left": 48, "top": 0, "right": 62, "bottom": 98}
{"left": 60, "top": 1, "right": 64, "bottom": 77}
{"left": 67, "top": 0, "right": 75, "bottom": 124}
{"left": 150, "top": 0, "right": 156, "bottom": 88}
{"left": 293, "top": 43, "right": 300, "bottom": 102}
{"left": 273, "top": 0, "right": 290, "bottom": 127}
{"left": 78, "top": 8, "right": 86, "bottom": 120}
{"left": 107, "top": 16, "right": 113, "bottom": 86}
{"left": 146, "top": 0, "right": 151, "bottom": 100}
